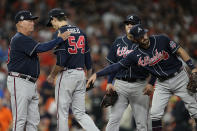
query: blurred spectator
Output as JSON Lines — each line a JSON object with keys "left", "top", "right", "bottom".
{"left": 0, "top": 90, "right": 12, "bottom": 131}
{"left": 172, "top": 100, "right": 192, "bottom": 131}
{"left": 0, "top": 65, "right": 7, "bottom": 89}
{"left": 163, "top": 96, "right": 194, "bottom": 131}
{"left": 0, "top": 38, "right": 8, "bottom": 63}
{"left": 89, "top": 88, "right": 104, "bottom": 129}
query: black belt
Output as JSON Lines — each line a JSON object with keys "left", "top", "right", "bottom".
{"left": 8, "top": 72, "right": 37, "bottom": 83}
{"left": 116, "top": 77, "right": 146, "bottom": 83}
{"left": 158, "top": 68, "right": 183, "bottom": 82}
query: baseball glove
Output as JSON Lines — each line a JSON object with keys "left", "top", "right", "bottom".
{"left": 187, "top": 72, "right": 197, "bottom": 93}
{"left": 86, "top": 81, "right": 94, "bottom": 91}
{"left": 100, "top": 89, "right": 118, "bottom": 108}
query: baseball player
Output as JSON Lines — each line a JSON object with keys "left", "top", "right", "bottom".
{"left": 46, "top": 8, "right": 99, "bottom": 131}
{"left": 105, "top": 15, "right": 154, "bottom": 131}
{"left": 7, "top": 10, "right": 70, "bottom": 131}
{"left": 87, "top": 24, "right": 197, "bottom": 131}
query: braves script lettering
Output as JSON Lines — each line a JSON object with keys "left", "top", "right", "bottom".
{"left": 138, "top": 49, "right": 169, "bottom": 66}
{"left": 117, "top": 46, "right": 134, "bottom": 58}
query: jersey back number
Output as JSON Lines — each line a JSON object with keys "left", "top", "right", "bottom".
{"left": 68, "top": 36, "right": 85, "bottom": 54}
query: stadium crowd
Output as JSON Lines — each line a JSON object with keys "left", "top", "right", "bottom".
{"left": 0, "top": 0, "right": 197, "bottom": 130}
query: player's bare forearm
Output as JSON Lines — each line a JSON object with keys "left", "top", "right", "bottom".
{"left": 176, "top": 47, "right": 191, "bottom": 62}
{"left": 176, "top": 47, "right": 197, "bottom": 72}
{"left": 47, "top": 65, "right": 64, "bottom": 84}
{"left": 86, "top": 68, "right": 92, "bottom": 79}
{"left": 50, "top": 65, "right": 64, "bottom": 78}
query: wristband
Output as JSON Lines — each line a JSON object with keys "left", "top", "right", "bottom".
{"left": 186, "top": 59, "right": 195, "bottom": 70}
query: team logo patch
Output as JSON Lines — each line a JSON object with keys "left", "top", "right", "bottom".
{"left": 138, "top": 27, "right": 142, "bottom": 33}
{"left": 20, "top": 16, "right": 24, "bottom": 20}
{"left": 138, "top": 49, "right": 169, "bottom": 66}
{"left": 169, "top": 41, "right": 176, "bottom": 49}
{"left": 129, "top": 16, "right": 133, "bottom": 20}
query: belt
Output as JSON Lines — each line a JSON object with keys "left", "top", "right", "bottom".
{"left": 63, "top": 67, "right": 84, "bottom": 71}
{"left": 116, "top": 77, "right": 146, "bottom": 83}
{"left": 158, "top": 68, "right": 183, "bottom": 82}
{"left": 8, "top": 72, "right": 37, "bottom": 83}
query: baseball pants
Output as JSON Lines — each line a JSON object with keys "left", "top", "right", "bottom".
{"left": 151, "top": 69, "right": 197, "bottom": 120}
{"left": 7, "top": 73, "right": 40, "bottom": 131}
{"left": 55, "top": 69, "right": 99, "bottom": 131}
{"left": 106, "top": 79, "right": 150, "bottom": 131}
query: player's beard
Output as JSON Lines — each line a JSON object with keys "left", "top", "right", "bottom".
{"left": 139, "top": 39, "right": 150, "bottom": 49}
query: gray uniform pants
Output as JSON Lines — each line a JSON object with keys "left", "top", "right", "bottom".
{"left": 106, "top": 79, "right": 150, "bottom": 131}
{"left": 55, "top": 69, "right": 99, "bottom": 131}
{"left": 151, "top": 69, "right": 197, "bottom": 120}
{"left": 7, "top": 73, "right": 40, "bottom": 131}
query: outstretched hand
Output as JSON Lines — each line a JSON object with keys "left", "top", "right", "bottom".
{"left": 86, "top": 73, "right": 97, "bottom": 89}
{"left": 106, "top": 83, "right": 115, "bottom": 92}
{"left": 58, "top": 30, "right": 71, "bottom": 41}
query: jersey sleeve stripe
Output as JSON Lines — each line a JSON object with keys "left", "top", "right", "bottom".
{"left": 54, "top": 49, "right": 67, "bottom": 53}
{"left": 118, "top": 61, "right": 128, "bottom": 68}
{"left": 172, "top": 45, "right": 180, "bottom": 54}
{"left": 30, "top": 44, "right": 39, "bottom": 56}
{"left": 106, "top": 57, "right": 115, "bottom": 64}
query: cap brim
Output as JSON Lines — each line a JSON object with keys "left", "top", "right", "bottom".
{"left": 123, "top": 20, "right": 138, "bottom": 25}
{"left": 15, "top": 16, "right": 38, "bottom": 24}
{"left": 46, "top": 18, "right": 52, "bottom": 27}
{"left": 123, "top": 20, "right": 130, "bottom": 24}
{"left": 30, "top": 16, "right": 39, "bottom": 20}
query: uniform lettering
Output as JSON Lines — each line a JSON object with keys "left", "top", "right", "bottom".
{"left": 68, "top": 36, "right": 85, "bottom": 54}
{"left": 169, "top": 41, "right": 176, "bottom": 49}
{"left": 67, "top": 28, "right": 80, "bottom": 34}
{"left": 138, "top": 49, "right": 169, "bottom": 66}
{"left": 116, "top": 46, "right": 134, "bottom": 58}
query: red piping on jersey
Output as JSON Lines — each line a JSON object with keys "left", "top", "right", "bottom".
{"left": 14, "top": 77, "right": 17, "bottom": 131}
{"left": 57, "top": 72, "right": 63, "bottom": 130}
{"left": 7, "top": 46, "right": 11, "bottom": 64}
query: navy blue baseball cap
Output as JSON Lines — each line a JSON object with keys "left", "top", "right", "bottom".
{"left": 129, "top": 24, "right": 148, "bottom": 39}
{"left": 15, "top": 10, "right": 38, "bottom": 24}
{"left": 46, "top": 8, "right": 66, "bottom": 27}
{"left": 124, "top": 14, "right": 141, "bottom": 25}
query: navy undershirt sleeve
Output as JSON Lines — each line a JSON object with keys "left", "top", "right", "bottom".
{"left": 35, "top": 37, "right": 64, "bottom": 53}
{"left": 96, "top": 63, "right": 123, "bottom": 77}
{"left": 107, "top": 73, "right": 116, "bottom": 83}
{"left": 85, "top": 51, "right": 92, "bottom": 70}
